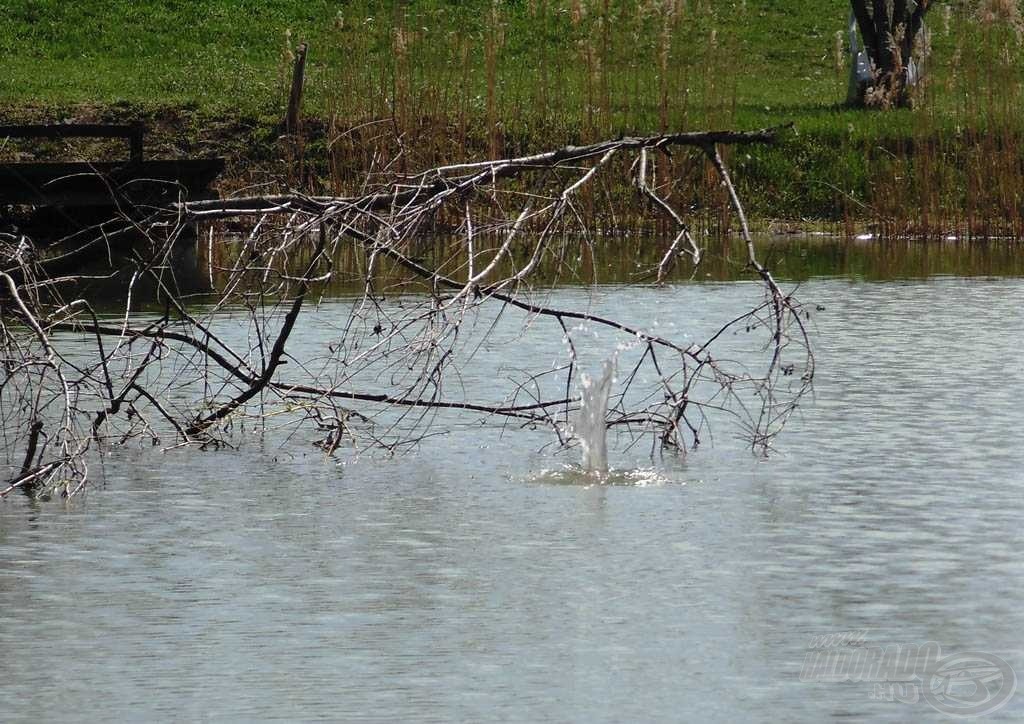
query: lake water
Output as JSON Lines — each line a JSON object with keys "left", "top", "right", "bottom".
{"left": 2, "top": 239, "right": 1023, "bottom": 721}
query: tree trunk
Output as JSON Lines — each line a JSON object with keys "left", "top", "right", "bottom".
{"left": 849, "top": 0, "right": 933, "bottom": 108}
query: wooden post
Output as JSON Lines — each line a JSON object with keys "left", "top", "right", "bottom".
{"left": 129, "top": 122, "right": 144, "bottom": 164}
{"left": 286, "top": 43, "right": 308, "bottom": 136}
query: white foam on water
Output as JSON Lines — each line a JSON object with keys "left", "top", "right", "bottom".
{"left": 525, "top": 464, "right": 680, "bottom": 488}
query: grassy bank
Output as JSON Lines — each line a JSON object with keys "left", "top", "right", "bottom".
{"left": 3, "top": 1, "right": 1023, "bottom": 233}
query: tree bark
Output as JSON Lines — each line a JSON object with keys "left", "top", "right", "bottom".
{"left": 849, "top": 0, "right": 933, "bottom": 108}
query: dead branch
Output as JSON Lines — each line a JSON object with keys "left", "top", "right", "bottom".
{"left": 0, "top": 125, "right": 811, "bottom": 499}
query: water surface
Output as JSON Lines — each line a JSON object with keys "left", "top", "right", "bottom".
{"left": 2, "top": 239, "right": 1023, "bottom": 721}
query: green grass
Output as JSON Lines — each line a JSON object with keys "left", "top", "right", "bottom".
{"left": 3, "top": 1, "right": 1024, "bottom": 231}
{"left": 0, "top": 2, "right": 946, "bottom": 121}
{"left": 1, "top": 1, "right": 328, "bottom": 111}
{"left": 0, "top": 1, "right": 907, "bottom": 122}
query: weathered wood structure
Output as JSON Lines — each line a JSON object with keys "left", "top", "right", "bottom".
{"left": 0, "top": 123, "right": 224, "bottom": 239}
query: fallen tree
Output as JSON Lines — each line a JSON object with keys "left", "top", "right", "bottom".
{"left": 1, "top": 127, "right": 813, "bottom": 499}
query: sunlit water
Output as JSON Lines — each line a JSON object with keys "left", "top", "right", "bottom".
{"left": 3, "top": 241, "right": 1024, "bottom": 721}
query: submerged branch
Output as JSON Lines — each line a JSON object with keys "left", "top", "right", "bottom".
{"left": 1, "top": 125, "right": 811, "bottom": 498}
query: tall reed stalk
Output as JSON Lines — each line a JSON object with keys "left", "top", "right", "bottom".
{"left": 306, "top": 1, "right": 1024, "bottom": 237}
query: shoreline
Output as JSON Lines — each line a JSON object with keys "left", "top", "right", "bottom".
{"left": 3, "top": 101, "right": 1023, "bottom": 240}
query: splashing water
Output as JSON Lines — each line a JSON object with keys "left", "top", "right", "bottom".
{"left": 575, "top": 359, "right": 615, "bottom": 473}
{"left": 525, "top": 465, "right": 678, "bottom": 487}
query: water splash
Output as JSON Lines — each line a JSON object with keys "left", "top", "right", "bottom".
{"left": 525, "top": 465, "right": 679, "bottom": 487}
{"left": 574, "top": 359, "right": 615, "bottom": 473}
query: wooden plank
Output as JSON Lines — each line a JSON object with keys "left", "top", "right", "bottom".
{"left": 0, "top": 158, "right": 224, "bottom": 206}
{"left": 0, "top": 123, "right": 145, "bottom": 163}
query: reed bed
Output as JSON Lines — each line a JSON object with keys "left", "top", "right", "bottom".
{"left": 305, "top": 0, "right": 1024, "bottom": 237}
{"left": 4, "top": 0, "right": 1024, "bottom": 236}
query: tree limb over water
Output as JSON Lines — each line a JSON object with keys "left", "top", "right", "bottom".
{"left": 1, "top": 126, "right": 812, "bottom": 499}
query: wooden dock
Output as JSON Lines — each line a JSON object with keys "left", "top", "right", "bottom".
{"left": 1, "top": 123, "right": 224, "bottom": 218}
